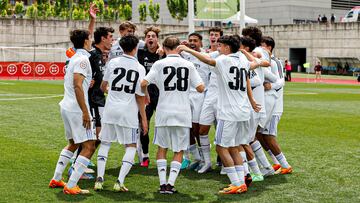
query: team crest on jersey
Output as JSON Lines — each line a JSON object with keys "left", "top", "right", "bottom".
{"left": 80, "top": 61, "right": 87, "bottom": 69}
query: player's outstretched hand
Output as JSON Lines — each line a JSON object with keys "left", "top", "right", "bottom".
{"left": 263, "top": 82, "right": 272, "bottom": 91}
{"left": 176, "top": 45, "right": 190, "bottom": 53}
{"left": 141, "top": 118, "right": 148, "bottom": 135}
{"left": 251, "top": 101, "right": 261, "bottom": 113}
{"left": 82, "top": 112, "right": 91, "bottom": 129}
{"left": 89, "top": 79, "right": 95, "bottom": 88}
{"left": 89, "top": 3, "right": 99, "bottom": 19}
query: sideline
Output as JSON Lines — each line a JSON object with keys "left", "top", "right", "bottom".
{"left": 0, "top": 94, "right": 63, "bottom": 101}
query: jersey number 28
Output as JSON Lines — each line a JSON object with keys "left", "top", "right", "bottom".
{"left": 111, "top": 67, "right": 139, "bottom": 94}
{"left": 163, "top": 66, "right": 189, "bottom": 91}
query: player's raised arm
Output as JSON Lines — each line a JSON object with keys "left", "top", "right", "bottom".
{"left": 177, "top": 45, "right": 216, "bottom": 67}
{"left": 88, "top": 3, "right": 99, "bottom": 39}
{"left": 240, "top": 49, "right": 262, "bottom": 70}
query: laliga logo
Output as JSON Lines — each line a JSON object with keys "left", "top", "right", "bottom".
{"left": 35, "top": 64, "right": 46, "bottom": 75}
{"left": 21, "top": 64, "right": 32, "bottom": 75}
{"left": 49, "top": 64, "right": 59, "bottom": 75}
{"left": 7, "top": 64, "right": 17, "bottom": 75}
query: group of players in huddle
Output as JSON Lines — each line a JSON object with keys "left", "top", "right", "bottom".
{"left": 48, "top": 5, "right": 292, "bottom": 195}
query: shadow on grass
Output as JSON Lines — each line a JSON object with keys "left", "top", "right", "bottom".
{"left": 56, "top": 190, "right": 93, "bottom": 202}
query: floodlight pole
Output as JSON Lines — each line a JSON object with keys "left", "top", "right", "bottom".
{"left": 188, "top": 0, "right": 195, "bottom": 34}
{"left": 240, "top": 0, "right": 246, "bottom": 34}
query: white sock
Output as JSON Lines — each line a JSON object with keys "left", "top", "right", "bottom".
{"left": 275, "top": 153, "right": 290, "bottom": 168}
{"left": 53, "top": 149, "right": 73, "bottom": 181}
{"left": 157, "top": 159, "right": 167, "bottom": 185}
{"left": 251, "top": 141, "right": 271, "bottom": 168}
{"left": 189, "top": 144, "right": 201, "bottom": 161}
{"left": 235, "top": 165, "right": 245, "bottom": 185}
{"left": 239, "top": 151, "right": 249, "bottom": 175}
{"left": 248, "top": 158, "right": 262, "bottom": 175}
{"left": 224, "top": 167, "right": 241, "bottom": 186}
{"left": 142, "top": 152, "right": 149, "bottom": 158}
{"left": 67, "top": 155, "right": 89, "bottom": 189}
{"left": 168, "top": 161, "right": 181, "bottom": 186}
{"left": 97, "top": 142, "right": 111, "bottom": 179}
{"left": 118, "top": 147, "right": 136, "bottom": 184}
{"left": 199, "top": 135, "right": 211, "bottom": 165}
{"left": 267, "top": 150, "right": 280, "bottom": 165}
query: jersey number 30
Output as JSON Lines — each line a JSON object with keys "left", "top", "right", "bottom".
{"left": 163, "top": 66, "right": 189, "bottom": 91}
{"left": 228, "top": 66, "right": 247, "bottom": 91}
{"left": 111, "top": 67, "right": 139, "bottom": 94}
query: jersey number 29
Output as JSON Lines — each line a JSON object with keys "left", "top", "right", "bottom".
{"left": 163, "top": 66, "right": 189, "bottom": 91}
{"left": 111, "top": 67, "right": 139, "bottom": 94}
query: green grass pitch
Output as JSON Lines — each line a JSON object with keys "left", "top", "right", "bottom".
{"left": 0, "top": 80, "right": 359, "bottom": 202}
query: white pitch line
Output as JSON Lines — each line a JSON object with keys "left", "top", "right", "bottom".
{"left": 286, "top": 92, "right": 318, "bottom": 95}
{"left": 0, "top": 82, "right": 15, "bottom": 85}
{"left": 0, "top": 94, "right": 63, "bottom": 101}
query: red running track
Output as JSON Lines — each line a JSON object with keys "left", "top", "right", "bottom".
{"left": 291, "top": 77, "right": 359, "bottom": 85}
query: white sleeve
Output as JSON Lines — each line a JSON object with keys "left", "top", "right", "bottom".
{"left": 135, "top": 65, "right": 146, "bottom": 96}
{"left": 143, "top": 62, "right": 158, "bottom": 84}
{"left": 249, "top": 71, "right": 261, "bottom": 88}
{"left": 74, "top": 57, "right": 91, "bottom": 77}
{"left": 264, "top": 68, "right": 278, "bottom": 83}
{"left": 103, "top": 61, "right": 112, "bottom": 82}
{"left": 189, "top": 63, "right": 203, "bottom": 88}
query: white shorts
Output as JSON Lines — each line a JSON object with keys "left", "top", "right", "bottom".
{"left": 61, "top": 108, "right": 95, "bottom": 144}
{"left": 153, "top": 126, "right": 190, "bottom": 152}
{"left": 263, "top": 94, "right": 277, "bottom": 128}
{"left": 215, "top": 120, "right": 250, "bottom": 147}
{"left": 261, "top": 114, "right": 282, "bottom": 136}
{"left": 190, "top": 92, "right": 205, "bottom": 123}
{"left": 199, "top": 94, "right": 217, "bottom": 125}
{"left": 99, "top": 123, "right": 138, "bottom": 145}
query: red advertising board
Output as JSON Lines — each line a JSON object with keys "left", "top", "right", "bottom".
{"left": 0, "top": 62, "right": 66, "bottom": 80}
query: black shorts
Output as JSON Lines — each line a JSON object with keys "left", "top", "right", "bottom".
{"left": 90, "top": 104, "right": 104, "bottom": 127}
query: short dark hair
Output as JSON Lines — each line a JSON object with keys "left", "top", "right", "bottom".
{"left": 119, "top": 21, "right": 136, "bottom": 31}
{"left": 218, "top": 35, "right": 240, "bottom": 53}
{"left": 119, "top": 35, "right": 139, "bottom": 53}
{"left": 209, "top": 27, "right": 223, "bottom": 36}
{"left": 188, "top": 32, "right": 203, "bottom": 41}
{"left": 240, "top": 36, "right": 256, "bottom": 52}
{"left": 162, "top": 36, "right": 180, "bottom": 50}
{"left": 70, "top": 29, "right": 90, "bottom": 49}
{"left": 144, "top": 26, "right": 161, "bottom": 38}
{"left": 242, "top": 26, "right": 262, "bottom": 47}
{"left": 261, "top": 36, "right": 275, "bottom": 52}
{"left": 94, "top": 27, "right": 114, "bottom": 44}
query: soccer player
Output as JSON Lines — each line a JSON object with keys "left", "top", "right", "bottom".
{"left": 94, "top": 35, "right": 148, "bottom": 191}
{"left": 141, "top": 36, "right": 205, "bottom": 194}
{"left": 260, "top": 36, "right": 292, "bottom": 174}
{"left": 196, "top": 27, "right": 223, "bottom": 173}
{"left": 49, "top": 29, "right": 95, "bottom": 195}
{"left": 178, "top": 35, "right": 258, "bottom": 194}
{"left": 181, "top": 32, "right": 211, "bottom": 172}
{"left": 137, "top": 26, "right": 163, "bottom": 167}
{"left": 242, "top": 27, "right": 275, "bottom": 176}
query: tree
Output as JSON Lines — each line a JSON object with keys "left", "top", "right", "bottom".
{"left": 138, "top": 2, "right": 147, "bottom": 23}
{"left": 25, "top": 3, "right": 38, "bottom": 19}
{"left": 14, "top": 2, "right": 24, "bottom": 15}
{"left": 148, "top": 0, "right": 160, "bottom": 23}
{"left": 0, "top": 0, "right": 9, "bottom": 17}
{"left": 167, "top": 0, "right": 187, "bottom": 21}
{"left": 121, "top": 4, "right": 132, "bottom": 20}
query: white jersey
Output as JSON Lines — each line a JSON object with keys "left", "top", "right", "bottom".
{"left": 181, "top": 52, "right": 211, "bottom": 91}
{"left": 272, "top": 57, "right": 285, "bottom": 114}
{"left": 144, "top": 54, "right": 203, "bottom": 127}
{"left": 59, "top": 49, "right": 92, "bottom": 113}
{"left": 251, "top": 46, "right": 271, "bottom": 114}
{"left": 265, "top": 59, "right": 284, "bottom": 98}
{"left": 214, "top": 53, "right": 251, "bottom": 121}
{"left": 102, "top": 54, "right": 145, "bottom": 128}
{"left": 108, "top": 38, "right": 145, "bottom": 60}
{"left": 207, "top": 51, "right": 221, "bottom": 95}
